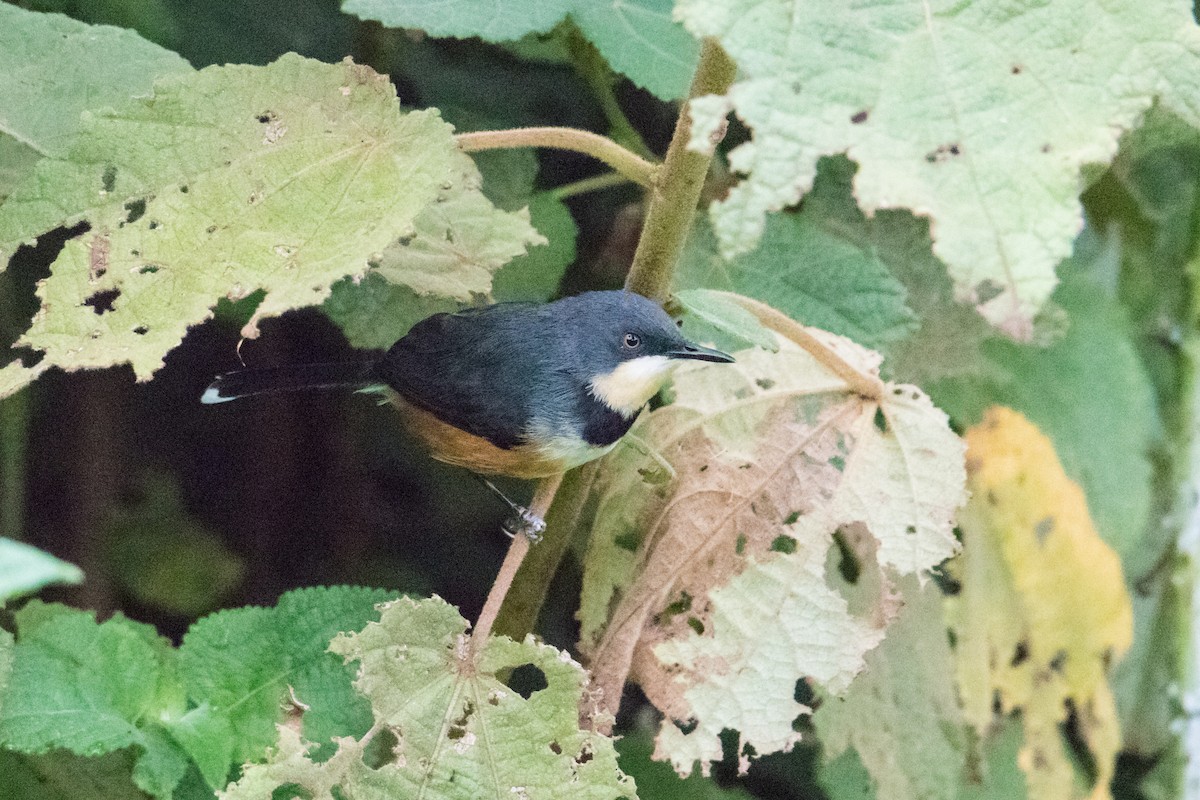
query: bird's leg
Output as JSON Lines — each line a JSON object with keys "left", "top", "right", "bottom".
{"left": 478, "top": 477, "right": 546, "bottom": 543}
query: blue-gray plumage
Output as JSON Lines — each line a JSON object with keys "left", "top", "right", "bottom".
{"left": 203, "top": 290, "right": 733, "bottom": 479}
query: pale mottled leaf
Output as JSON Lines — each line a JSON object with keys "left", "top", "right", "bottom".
{"left": 677, "top": 0, "right": 1200, "bottom": 337}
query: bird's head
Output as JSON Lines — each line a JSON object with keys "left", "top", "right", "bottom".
{"left": 556, "top": 291, "right": 734, "bottom": 417}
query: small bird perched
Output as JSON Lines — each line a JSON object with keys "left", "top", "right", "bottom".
{"left": 203, "top": 290, "right": 733, "bottom": 536}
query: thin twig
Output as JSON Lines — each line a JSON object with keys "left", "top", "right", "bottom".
{"left": 472, "top": 473, "right": 564, "bottom": 650}
{"left": 552, "top": 172, "right": 631, "bottom": 200}
{"left": 456, "top": 128, "right": 658, "bottom": 188}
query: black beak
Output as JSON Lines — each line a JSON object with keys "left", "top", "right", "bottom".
{"left": 667, "top": 342, "right": 735, "bottom": 363}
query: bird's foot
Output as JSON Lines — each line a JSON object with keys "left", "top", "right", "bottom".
{"left": 501, "top": 506, "right": 546, "bottom": 543}
{"left": 480, "top": 477, "right": 546, "bottom": 543}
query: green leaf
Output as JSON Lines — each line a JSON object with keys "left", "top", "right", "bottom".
{"left": 325, "top": 191, "right": 571, "bottom": 350}
{"left": 490, "top": 193, "right": 576, "bottom": 303}
{"left": 814, "top": 579, "right": 967, "bottom": 800}
{"left": 0, "top": 603, "right": 189, "bottom": 799}
{"left": 0, "top": 749, "right": 151, "bottom": 800}
{"left": 675, "top": 211, "right": 916, "bottom": 351}
{"left": 677, "top": 0, "right": 1200, "bottom": 337}
{"left": 672, "top": 288, "right": 778, "bottom": 353}
{"left": 324, "top": 274, "right": 460, "bottom": 351}
{"left": 176, "top": 585, "right": 396, "bottom": 786}
{"left": 221, "top": 596, "right": 637, "bottom": 799}
{"left": 0, "top": 4, "right": 190, "bottom": 160}
{"left": 0, "top": 55, "right": 466, "bottom": 396}
{"left": 927, "top": 233, "right": 1159, "bottom": 564}
{"left": 0, "top": 538, "right": 84, "bottom": 601}
{"left": 0, "top": 628, "right": 13, "bottom": 713}
{"left": 615, "top": 725, "right": 755, "bottom": 799}
{"left": 343, "top": 0, "right": 699, "bottom": 99}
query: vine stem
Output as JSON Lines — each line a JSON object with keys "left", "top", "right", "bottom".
{"left": 456, "top": 128, "right": 658, "bottom": 188}
{"left": 624, "top": 38, "right": 737, "bottom": 301}
{"left": 472, "top": 473, "right": 564, "bottom": 650}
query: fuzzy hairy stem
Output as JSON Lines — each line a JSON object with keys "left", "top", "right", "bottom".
{"left": 472, "top": 473, "right": 564, "bottom": 649}
{"left": 456, "top": 128, "right": 657, "bottom": 188}
{"left": 624, "top": 39, "right": 737, "bottom": 302}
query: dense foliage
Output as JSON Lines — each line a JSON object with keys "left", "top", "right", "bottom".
{"left": 0, "top": 1, "right": 1196, "bottom": 798}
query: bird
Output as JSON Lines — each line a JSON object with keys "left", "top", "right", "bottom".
{"left": 202, "top": 290, "right": 734, "bottom": 537}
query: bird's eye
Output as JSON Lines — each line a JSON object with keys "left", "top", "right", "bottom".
{"left": 623, "top": 332, "right": 641, "bottom": 348}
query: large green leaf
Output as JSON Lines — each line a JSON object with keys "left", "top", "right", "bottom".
{"left": 342, "top": 0, "right": 699, "bottom": 99}
{"left": 176, "top": 586, "right": 395, "bottom": 787}
{"left": 221, "top": 596, "right": 636, "bottom": 800}
{"left": 0, "top": 603, "right": 189, "bottom": 799}
{"left": 0, "top": 4, "right": 190, "bottom": 199}
{"left": 927, "top": 233, "right": 1159, "bottom": 564}
{"left": 678, "top": 0, "right": 1200, "bottom": 338}
{"left": 675, "top": 209, "right": 916, "bottom": 351}
{"left": 814, "top": 579, "right": 966, "bottom": 800}
{"left": 0, "top": 55, "right": 513, "bottom": 398}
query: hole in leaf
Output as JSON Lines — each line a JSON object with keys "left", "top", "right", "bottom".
{"left": 123, "top": 198, "right": 146, "bottom": 225}
{"left": 505, "top": 665, "right": 547, "bottom": 700}
{"left": 133, "top": 326, "right": 148, "bottom": 335}
{"left": 672, "top": 718, "right": 698, "bottom": 736}
{"left": 83, "top": 288, "right": 119, "bottom": 315}
{"left": 658, "top": 591, "right": 692, "bottom": 625}
{"left": 1011, "top": 64, "right": 1023, "bottom": 74}
{"left": 101, "top": 165, "right": 117, "bottom": 192}
{"left": 271, "top": 785, "right": 313, "bottom": 800}
{"left": 735, "top": 534, "right": 746, "bottom": 555}
{"left": 905, "top": 524, "right": 917, "bottom": 535}
{"left": 1061, "top": 699, "right": 1099, "bottom": 787}
{"left": 755, "top": 377, "right": 775, "bottom": 390}
{"left": 7, "top": 348, "right": 44, "bottom": 369}
{"left": 832, "top": 529, "right": 861, "bottom": 584}
{"left": 257, "top": 111, "right": 276, "bottom": 123}
{"left": 686, "top": 617, "right": 704, "bottom": 635}
{"left": 447, "top": 700, "right": 475, "bottom": 739}
{"left": 179, "top": 184, "right": 189, "bottom": 193}
{"left": 770, "top": 535, "right": 797, "bottom": 554}
{"left": 363, "top": 727, "right": 399, "bottom": 769}
{"left": 137, "top": 265, "right": 159, "bottom": 275}
{"left": 1049, "top": 650, "right": 1067, "bottom": 673}
{"left": 148, "top": 220, "right": 160, "bottom": 230}
{"left": 975, "top": 279, "right": 1005, "bottom": 304}
{"left": 614, "top": 529, "right": 642, "bottom": 552}
{"left": 1011, "top": 641, "right": 1030, "bottom": 667}
{"left": 850, "top": 109, "right": 869, "bottom": 124}
{"left": 549, "top": 741, "right": 562, "bottom": 755}
{"left": 783, "top": 510, "right": 801, "bottom": 525}
{"left": 575, "top": 743, "right": 594, "bottom": 765}
{"left": 873, "top": 408, "right": 888, "bottom": 433}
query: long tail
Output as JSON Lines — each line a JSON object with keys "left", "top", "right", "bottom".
{"left": 201, "top": 362, "right": 380, "bottom": 404}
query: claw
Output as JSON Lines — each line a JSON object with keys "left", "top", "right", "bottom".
{"left": 482, "top": 477, "right": 545, "bottom": 543}
{"left": 501, "top": 507, "right": 546, "bottom": 543}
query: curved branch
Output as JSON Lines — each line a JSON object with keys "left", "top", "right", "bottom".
{"left": 716, "top": 291, "right": 886, "bottom": 400}
{"left": 456, "top": 128, "right": 658, "bottom": 188}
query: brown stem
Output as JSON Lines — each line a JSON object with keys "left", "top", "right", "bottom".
{"left": 456, "top": 128, "right": 657, "bottom": 188}
{"left": 719, "top": 292, "right": 886, "bottom": 399}
{"left": 624, "top": 39, "right": 737, "bottom": 302}
{"left": 472, "top": 473, "right": 564, "bottom": 648}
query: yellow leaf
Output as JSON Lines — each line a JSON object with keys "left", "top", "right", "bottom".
{"left": 949, "top": 407, "right": 1133, "bottom": 800}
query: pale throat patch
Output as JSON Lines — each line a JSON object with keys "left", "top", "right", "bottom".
{"left": 589, "top": 355, "right": 675, "bottom": 416}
